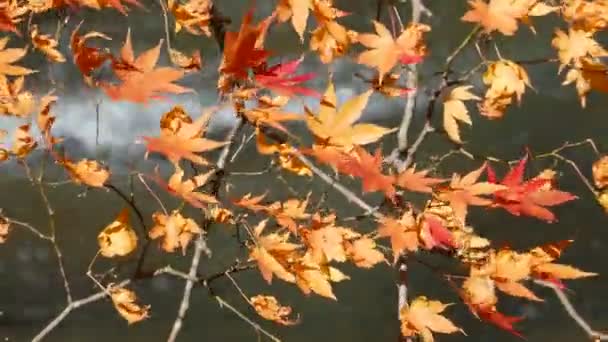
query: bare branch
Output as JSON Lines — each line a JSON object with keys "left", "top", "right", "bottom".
{"left": 167, "top": 119, "right": 243, "bottom": 342}
{"left": 32, "top": 279, "right": 131, "bottom": 342}
{"left": 215, "top": 296, "right": 282, "bottom": 342}
{"left": 534, "top": 280, "right": 608, "bottom": 341}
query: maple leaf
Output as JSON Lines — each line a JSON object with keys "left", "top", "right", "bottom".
{"left": 109, "top": 286, "right": 150, "bottom": 324}
{"left": 442, "top": 85, "right": 480, "bottom": 144}
{"left": 561, "top": 57, "right": 608, "bottom": 107}
{"left": 461, "top": 0, "right": 546, "bottom": 36}
{"left": 257, "top": 131, "right": 313, "bottom": 177}
{"left": 486, "top": 156, "right": 577, "bottom": 222}
{"left": 267, "top": 194, "right": 311, "bottom": 233}
{"left": 168, "top": 0, "right": 212, "bottom": 36}
{"left": 276, "top": 0, "right": 310, "bottom": 41}
{"left": 377, "top": 211, "right": 419, "bottom": 262}
{"left": 344, "top": 237, "right": 385, "bottom": 268}
{"left": 529, "top": 240, "right": 597, "bottom": 281}
{"left": 249, "top": 219, "right": 299, "bottom": 284}
{"left": 162, "top": 166, "right": 217, "bottom": 209}
{"left": 552, "top": 29, "right": 607, "bottom": 72}
{"left": 400, "top": 296, "right": 462, "bottom": 342}
{"left": 97, "top": 208, "right": 138, "bottom": 257}
{"left": 337, "top": 146, "right": 396, "bottom": 200}
{"left": 363, "top": 72, "right": 413, "bottom": 97}
{"left": 61, "top": 158, "right": 110, "bottom": 188}
{"left": 305, "top": 81, "right": 393, "bottom": 149}
{"left": 476, "top": 305, "right": 524, "bottom": 338}
{"left": 103, "top": 30, "right": 192, "bottom": 103}
{"left": 0, "top": 213, "right": 9, "bottom": 243}
{"left": 310, "top": 20, "right": 355, "bottom": 64}
{"left": 301, "top": 213, "right": 358, "bottom": 263}
{"left": 293, "top": 252, "right": 343, "bottom": 300}
{"left": 0, "top": 75, "right": 34, "bottom": 117}
{"left": 471, "top": 249, "right": 542, "bottom": 302}
{"left": 143, "top": 106, "right": 228, "bottom": 166}
{"left": 0, "top": 37, "right": 35, "bottom": 76}
{"left": 219, "top": 7, "right": 272, "bottom": 82}
{"left": 395, "top": 167, "right": 445, "bottom": 193}
{"left": 418, "top": 214, "right": 457, "bottom": 251}
{"left": 233, "top": 192, "right": 269, "bottom": 212}
{"left": 592, "top": 155, "right": 608, "bottom": 189}
{"left": 479, "top": 60, "right": 530, "bottom": 119}
{"left": 149, "top": 210, "right": 201, "bottom": 254}
{"left": 30, "top": 25, "right": 65, "bottom": 63}
{"left": 71, "top": 0, "right": 142, "bottom": 14}
{"left": 254, "top": 57, "right": 320, "bottom": 98}
{"left": 10, "top": 124, "right": 37, "bottom": 158}
{"left": 0, "top": 0, "right": 27, "bottom": 35}
{"left": 245, "top": 96, "right": 303, "bottom": 133}
{"left": 437, "top": 163, "right": 506, "bottom": 222}
{"left": 36, "top": 95, "right": 61, "bottom": 148}
{"left": 169, "top": 48, "right": 202, "bottom": 72}
{"left": 70, "top": 23, "right": 112, "bottom": 86}
{"left": 562, "top": 0, "right": 608, "bottom": 32}
{"left": 250, "top": 295, "right": 299, "bottom": 325}
{"left": 357, "top": 21, "right": 429, "bottom": 82}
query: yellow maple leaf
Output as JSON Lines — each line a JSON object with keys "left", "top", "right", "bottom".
{"left": 250, "top": 295, "right": 299, "bottom": 325}
{"left": 168, "top": 0, "right": 212, "bottom": 36}
{"left": 109, "top": 286, "right": 150, "bottom": 324}
{"left": 562, "top": 58, "right": 608, "bottom": 107}
{"left": 400, "top": 296, "right": 462, "bottom": 342}
{"left": 0, "top": 37, "right": 35, "bottom": 76}
{"left": 249, "top": 219, "right": 299, "bottom": 284}
{"left": 30, "top": 24, "right": 65, "bottom": 63}
{"left": 149, "top": 210, "right": 202, "bottom": 254}
{"left": 480, "top": 60, "right": 530, "bottom": 118}
{"left": 442, "top": 85, "right": 480, "bottom": 144}
{"left": 62, "top": 158, "right": 110, "bottom": 188}
{"left": 305, "top": 81, "right": 392, "bottom": 148}
{"left": 552, "top": 28, "right": 607, "bottom": 71}
{"left": 97, "top": 208, "right": 138, "bottom": 257}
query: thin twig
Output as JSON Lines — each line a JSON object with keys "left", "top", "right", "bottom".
{"left": 32, "top": 279, "right": 130, "bottom": 342}
{"left": 215, "top": 296, "right": 282, "bottom": 342}
{"left": 534, "top": 279, "right": 608, "bottom": 341}
{"left": 137, "top": 173, "right": 168, "bottom": 215}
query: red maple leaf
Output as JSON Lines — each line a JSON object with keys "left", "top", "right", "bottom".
{"left": 254, "top": 57, "right": 320, "bottom": 98}
{"left": 420, "top": 215, "right": 456, "bottom": 250}
{"left": 337, "top": 146, "right": 396, "bottom": 200}
{"left": 476, "top": 306, "right": 524, "bottom": 338}
{"left": 486, "top": 155, "right": 577, "bottom": 222}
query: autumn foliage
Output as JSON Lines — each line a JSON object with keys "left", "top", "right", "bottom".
{"left": 1, "top": 0, "right": 608, "bottom": 341}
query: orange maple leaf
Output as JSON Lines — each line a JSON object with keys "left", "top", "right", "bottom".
{"left": 437, "top": 163, "right": 506, "bottom": 222}
{"left": 219, "top": 6, "right": 272, "bottom": 82}
{"left": 357, "top": 21, "right": 429, "bottom": 82}
{"left": 103, "top": 30, "right": 192, "bottom": 103}
{"left": 377, "top": 211, "right": 419, "bottom": 262}
{"left": 395, "top": 167, "right": 445, "bottom": 193}
{"left": 143, "top": 107, "right": 228, "bottom": 166}
{"left": 249, "top": 219, "right": 299, "bottom": 284}
{"left": 338, "top": 146, "right": 396, "bottom": 200}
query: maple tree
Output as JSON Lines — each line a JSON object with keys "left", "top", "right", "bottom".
{"left": 1, "top": 0, "right": 608, "bottom": 342}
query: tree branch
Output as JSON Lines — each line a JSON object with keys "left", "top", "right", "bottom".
{"left": 534, "top": 280, "right": 608, "bottom": 341}
{"left": 167, "top": 118, "right": 244, "bottom": 342}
